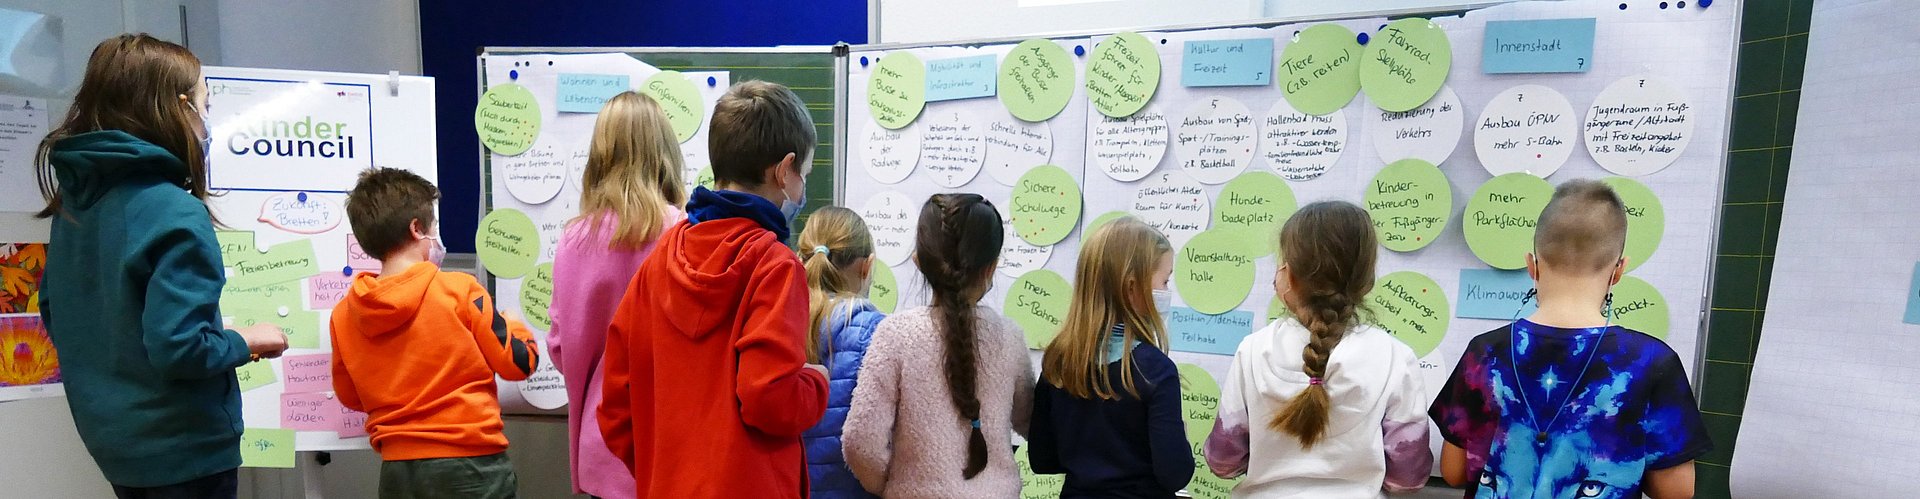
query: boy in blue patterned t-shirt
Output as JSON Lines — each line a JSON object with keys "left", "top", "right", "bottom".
{"left": 1429, "top": 180, "right": 1710, "bottom": 499}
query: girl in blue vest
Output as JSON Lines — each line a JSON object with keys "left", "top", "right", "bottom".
{"left": 797, "top": 206, "right": 885, "bottom": 499}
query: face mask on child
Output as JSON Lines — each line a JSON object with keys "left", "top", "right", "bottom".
{"left": 779, "top": 170, "right": 806, "bottom": 226}
{"left": 1151, "top": 288, "right": 1173, "bottom": 316}
{"left": 423, "top": 234, "right": 446, "bottom": 266}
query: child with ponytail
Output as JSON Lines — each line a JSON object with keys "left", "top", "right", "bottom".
{"left": 796, "top": 206, "right": 885, "bottom": 499}
{"left": 1203, "top": 201, "right": 1431, "bottom": 497}
{"left": 1029, "top": 216, "right": 1195, "bottom": 498}
{"left": 843, "top": 193, "right": 1035, "bottom": 498}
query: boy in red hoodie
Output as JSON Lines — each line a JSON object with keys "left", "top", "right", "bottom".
{"left": 331, "top": 168, "right": 540, "bottom": 499}
{"left": 599, "top": 80, "right": 829, "bottom": 498}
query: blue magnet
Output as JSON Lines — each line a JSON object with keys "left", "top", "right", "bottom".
{"left": 341, "top": 266, "right": 353, "bottom": 277}
{"left": 509, "top": 69, "right": 519, "bottom": 80}
{"left": 1074, "top": 45, "right": 1085, "bottom": 56}
{"left": 707, "top": 76, "right": 717, "bottom": 87}
{"left": 859, "top": 56, "right": 869, "bottom": 67}
{"left": 296, "top": 192, "right": 307, "bottom": 203}
{"left": 1618, "top": 3, "right": 1627, "bottom": 9}
{"left": 1659, "top": 1, "right": 1668, "bottom": 8}
{"left": 1357, "top": 32, "right": 1370, "bottom": 45}
{"left": 1699, "top": 0, "right": 1711, "bottom": 7}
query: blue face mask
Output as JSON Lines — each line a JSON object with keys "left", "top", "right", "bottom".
{"left": 779, "top": 169, "right": 806, "bottom": 225}
{"left": 189, "top": 102, "right": 211, "bottom": 165}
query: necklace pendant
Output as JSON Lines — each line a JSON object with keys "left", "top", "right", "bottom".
{"left": 1535, "top": 431, "right": 1548, "bottom": 443}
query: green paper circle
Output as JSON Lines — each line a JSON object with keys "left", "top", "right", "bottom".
{"left": 1006, "top": 269, "right": 1073, "bottom": 349}
{"left": 521, "top": 263, "right": 554, "bottom": 330}
{"left": 1016, "top": 446, "right": 1065, "bottom": 498}
{"left": 1360, "top": 18, "right": 1453, "bottom": 113}
{"left": 1364, "top": 158, "right": 1453, "bottom": 252}
{"left": 1087, "top": 210, "right": 1131, "bottom": 235}
{"left": 869, "top": 262, "right": 899, "bottom": 314}
{"left": 1010, "top": 165, "right": 1082, "bottom": 246}
{"left": 475, "top": 83, "right": 542, "bottom": 156}
{"left": 999, "top": 39, "right": 1075, "bottom": 122}
{"left": 695, "top": 164, "right": 715, "bottom": 191}
{"left": 641, "top": 71, "right": 705, "bottom": 143}
{"left": 1601, "top": 177, "right": 1664, "bottom": 272}
{"left": 1176, "top": 363, "right": 1220, "bottom": 443}
{"left": 1279, "top": 24, "right": 1363, "bottom": 116}
{"left": 1464, "top": 173, "right": 1553, "bottom": 269}
{"left": 1087, "top": 32, "right": 1162, "bottom": 118}
{"left": 1214, "top": 172, "right": 1298, "bottom": 257}
{"left": 1365, "top": 270, "right": 1449, "bottom": 358}
{"left": 1175, "top": 229, "right": 1258, "bottom": 315}
{"left": 1609, "top": 275, "right": 1669, "bottom": 340}
{"left": 476, "top": 209, "right": 540, "bottom": 278}
{"left": 868, "top": 52, "right": 927, "bottom": 130}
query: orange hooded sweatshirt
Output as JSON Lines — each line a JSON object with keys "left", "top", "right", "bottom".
{"left": 329, "top": 262, "right": 539, "bottom": 461}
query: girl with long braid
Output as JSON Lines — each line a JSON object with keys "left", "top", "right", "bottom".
{"left": 1202, "top": 201, "right": 1433, "bottom": 498}
{"left": 843, "top": 193, "right": 1035, "bottom": 498}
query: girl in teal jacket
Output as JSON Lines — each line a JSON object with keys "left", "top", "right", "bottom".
{"left": 33, "top": 34, "right": 287, "bottom": 497}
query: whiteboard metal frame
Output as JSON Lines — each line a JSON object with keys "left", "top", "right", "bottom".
{"left": 837, "top": 1, "right": 1742, "bottom": 389}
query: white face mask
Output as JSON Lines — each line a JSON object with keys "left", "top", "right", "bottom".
{"left": 1151, "top": 288, "right": 1173, "bottom": 316}
{"left": 423, "top": 234, "right": 446, "bottom": 266}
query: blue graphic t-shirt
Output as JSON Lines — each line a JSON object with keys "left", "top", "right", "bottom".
{"left": 1429, "top": 320, "right": 1710, "bottom": 499}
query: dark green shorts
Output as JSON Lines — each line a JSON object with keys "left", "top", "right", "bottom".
{"left": 379, "top": 452, "right": 518, "bottom": 499}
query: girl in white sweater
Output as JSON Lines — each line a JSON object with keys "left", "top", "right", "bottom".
{"left": 843, "top": 193, "right": 1035, "bottom": 498}
{"left": 1203, "top": 201, "right": 1433, "bottom": 498}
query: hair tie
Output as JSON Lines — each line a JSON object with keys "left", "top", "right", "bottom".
{"left": 969, "top": 419, "right": 981, "bottom": 429}
{"left": 813, "top": 245, "right": 830, "bottom": 257}
{"left": 1309, "top": 377, "right": 1324, "bottom": 385}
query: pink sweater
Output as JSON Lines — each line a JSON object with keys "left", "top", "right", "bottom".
{"left": 547, "top": 208, "right": 682, "bottom": 499}
{"left": 842, "top": 306, "right": 1035, "bottom": 498}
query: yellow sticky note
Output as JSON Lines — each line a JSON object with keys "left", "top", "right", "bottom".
{"left": 236, "top": 361, "right": 275, "bottom": 392}
{"left": 239, "top": 428, "right": 295, "bottom": 468}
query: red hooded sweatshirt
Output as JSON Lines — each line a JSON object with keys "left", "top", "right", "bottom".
{"left": 599, "top": 215, "right": 829, "bottom": 498}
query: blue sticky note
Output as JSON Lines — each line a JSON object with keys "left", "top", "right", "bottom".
{"left": 1905, "top": 262, "right": 1920, "bottom": 325}
{"left": 1457, "top": 268, "right": 1538, "bottom": 320}
{"left": 1182, "top": 38, "right": 1274, "bottom": 87}
{"left": 925, "top": 55, "right": 997, "bottom": 102}
{"left": 1167, "top": 307, "right": 1255, "bottom": 355}
{"left": 1482, "top": 18, "right": 1596, "bottom": 74}
{"left": 556, "top": 73, "right": 631, "bottom": 113}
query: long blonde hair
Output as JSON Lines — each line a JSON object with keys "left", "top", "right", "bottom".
{"left": 1042, "top": 217, "right": 1173, "bottom": 400}
{"left": 574, "top": 91, "right": 686, "bottom": 249}
{"left": 796, "top": 206, "right": 875, "bottom": 363}
{"left": 1269, "top": 201, "right": 1377, "bottom": 448}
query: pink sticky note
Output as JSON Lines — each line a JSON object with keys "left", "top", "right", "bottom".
{"left": 281, "top": 392, "right": 340, "bottom": 431}
{"left": 346, "top": 234, "right": 380, "bottom": 270}
{"left": 336, "top": 407, "right": 369, "bottom": 438}
{"left": 307, "top": 272, "right": 353, "bottom": 309}
{"left": 282, "top": 354, "right": 332, "bottom": 394}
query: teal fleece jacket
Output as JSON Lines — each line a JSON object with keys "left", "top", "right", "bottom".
{"left": 39, "top": 130, "right": 251, "bottom": 487}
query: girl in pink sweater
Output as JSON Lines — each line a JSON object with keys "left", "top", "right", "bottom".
{"left": 843, "top": 193, "right": 1035, "bottom": 498}
{"left": 547, "top": 91, "right": 686, "bottom": 499}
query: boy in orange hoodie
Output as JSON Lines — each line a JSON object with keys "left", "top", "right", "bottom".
{"left": 598, "top": 80, "right": 829, "bottom": 498}
{"left": 331, "top": 167, "right": 540, "bottom": 499}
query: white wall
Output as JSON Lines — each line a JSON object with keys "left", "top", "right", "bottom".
{"left": 215, "top": 0, "right": 420, "bottom": 74}
{"left": 1261, "top": 0, "right": 1523, "bottom": 17}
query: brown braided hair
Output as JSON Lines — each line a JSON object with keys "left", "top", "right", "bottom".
{"left": 913, "top": 193, "right": 1003, "bottom": 478}
{"left": 1269, "top": 201, "right": 1377, "bottom": 449}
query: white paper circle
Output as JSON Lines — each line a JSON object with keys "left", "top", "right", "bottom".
{"left": 984, "top": 119, "right": 1053, "bottom": 186}
{"left": 1474, "top": 84, "right": 1578, "bottom": 177}
{"left": 1091, "top": 108, "right": 1170, "bottom": 182}
{"left": 518, "top": 342, "right": 568, "bottom": 410}
{"left": 1261, "top": 98, "right": 1347, "bottom": 182}
{"left": 1131, "top": 171, "right": 1212, "bottom": 247}
{"left": 920, "top": 109, "right": 986, "bottom": 187}
{"left": 1585, "top": 76, "right": 1695, "bottom": 176}
{"left": 499, "top": 143, "right": 567, "bottom": 205}
{"left": 860, "top": 191, "right": 919, "bottom": 266}
{"left": 862, "top": 121, "right": 922, "bottom": 184}
{"left": 1176, "top": 96, "right": 1257, "bottom": 185}
{"left": 996, "top": 202, "right": 1053, "bottom": 277}
{"left": 1370, "top": 85, "right": 1464, "bottom": 166}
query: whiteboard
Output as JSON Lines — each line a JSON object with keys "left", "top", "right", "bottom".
{"left": 204, "top": 65, "right": 437, "bottom": 452}
{"left": 844, "top": 0, "right": 1736, "bottom": 410}
{"left": 1731, "top": 1, "right": 1920, "bottom": 496}
{"left": 476, "top": 52, "right": 730, "bottom": 414}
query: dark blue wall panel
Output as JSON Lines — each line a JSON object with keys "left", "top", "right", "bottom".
{"left": 418, "top": 0, "right": 867, "bottom": 251}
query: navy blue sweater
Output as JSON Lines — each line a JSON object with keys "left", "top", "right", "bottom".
{"left": 1029, "top": 330, "right": 1195, "bottom": 498}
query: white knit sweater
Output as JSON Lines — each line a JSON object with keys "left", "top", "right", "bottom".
{"left": 842, "top": 306, "right": 1036, "bottom": 498}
